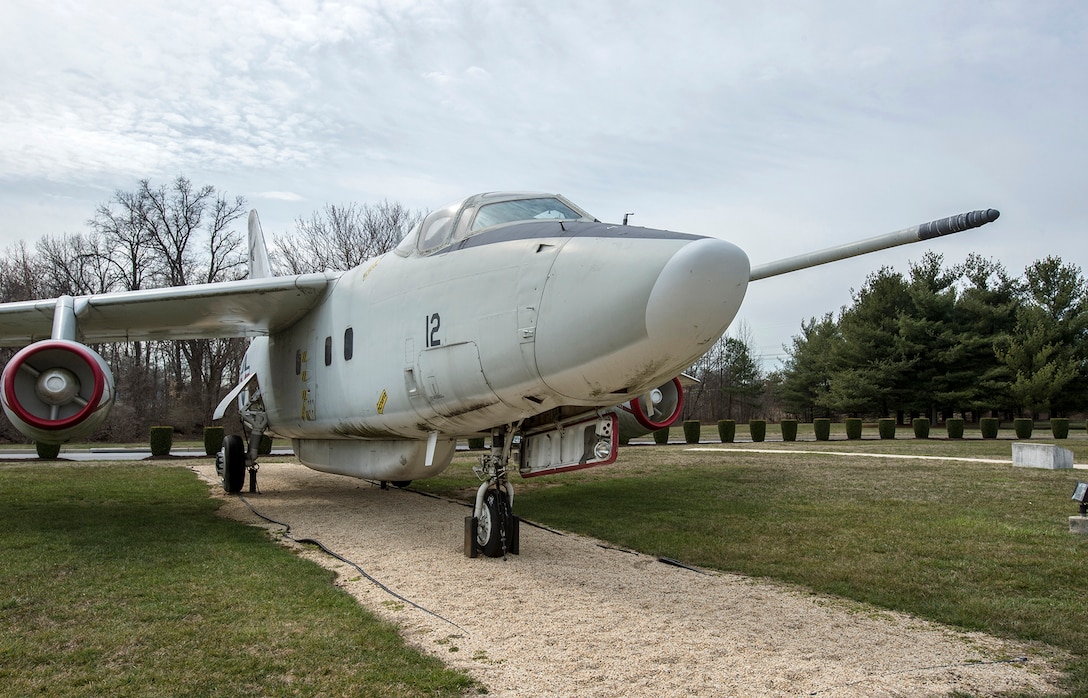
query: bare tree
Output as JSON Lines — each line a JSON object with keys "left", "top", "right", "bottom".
{"left": 0, "top": 241, "right": 45, "bottom": 302}
{"left": 138, "top": 177, "right": 246, "bottom": 287}
{"left": 685, "top": 322, "right": 765, "bottom": 422}
{"left": 87, "top": 176, "right": 249, "bottom": 430}
{"left": 36, "top": 231, "right": 117, "bottom": 297}
{"left": 274, "top": 200, "right": 422, "bottom": 274}
{"left": 90, "top": 188, "right": 156, "bottom": 292}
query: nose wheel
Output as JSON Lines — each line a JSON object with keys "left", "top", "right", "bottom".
{"left": 465, "top": 426, "right": 521, "bottom": 559}
{"left": 469, "top": 485, "right": 518, "bottom": 558}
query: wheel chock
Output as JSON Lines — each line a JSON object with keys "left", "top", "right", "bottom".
{"left": 509, "top": 516, "right": 520, "bottom": 555}
{"left": 464, "top": 516, "right": 479, "bottom": 558}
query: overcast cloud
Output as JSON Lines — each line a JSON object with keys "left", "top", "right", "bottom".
{"left": 1, "top": 0, "right": 1084, "bottom": 364}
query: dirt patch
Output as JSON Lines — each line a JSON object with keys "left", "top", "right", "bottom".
{"left": 193, "top": 460, "right": 1065, "bottom": 697}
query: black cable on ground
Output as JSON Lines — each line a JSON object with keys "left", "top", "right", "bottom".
{"left": 236, "top": 494, "right": 467, "bottom": 635}
{"left": 596, "top": 543, "right": 638, "bottom": 555}
{"left": 807, "top": 656, "right": 1029, "bottom": 696}
{"left": 658, "top": 557, "right": 708, "bottom": 574}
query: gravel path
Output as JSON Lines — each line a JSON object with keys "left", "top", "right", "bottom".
{"left": 193, "top": 460, "right": 1064, "bottom": 697}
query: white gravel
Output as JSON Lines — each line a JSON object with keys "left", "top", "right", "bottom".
{"left": 193, "top": 460, "right": 1065, "bottom": 697}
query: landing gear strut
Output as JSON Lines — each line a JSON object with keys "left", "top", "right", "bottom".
{"left": 465, "top": 425, "right": 520, "bottom": 559}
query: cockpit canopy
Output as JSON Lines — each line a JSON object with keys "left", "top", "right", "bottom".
{"left": 394, "top": 192, "right": 596, "bottom": 256}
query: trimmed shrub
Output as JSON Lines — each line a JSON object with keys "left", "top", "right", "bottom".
{"left": 845, "top": 418, "right": 862, "bottom": 440}
{"left": 35, "top": 441, "right": 61, "bottom": 459}
{"left": 258, "top": 433, "right": 274, "bottom": 455}
{"left": 467, "top": 437, "right": 486, "bottom": 450}
{"left": 682, "top": 420, "right": 701, "bottom": 444}
{"left": 150, "top": 426, "right": 173, "bottom": 456}
{"left": 1014, "top": 418, "right": 1033, "bottom": 439}
{"left": 780, "top": 419, "right": 798, "bottom": 442}
{"left": 878, "top": 418, "right": 896, "bottom": 440}
{"left": 946, "top": 418, "right": 964, "bottom": 439}
{"left": 980, "top": 417, "right": 999, "bottom": 439}
{"left": 717, "top": 419, "right": 735, "bottom": 443}
{"left": 912, "top": 417, "right": 930, "bottom": 439}
{"left": 653, "top": 427, "right": 670, "bottom": 445}
{"left": 1051, "top": 418, "right": 1070, "bottom": 439}
{"left": 749, "top": 420, "right": 766, "bottom": 442}
{"left": 204, "top": 426, "right": 225, "bottom": 456}
{"left": 814, "top": 418, "right": 831, "bottom": 441}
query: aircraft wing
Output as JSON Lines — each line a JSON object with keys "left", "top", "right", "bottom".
{"left": 0, "top": 273, "right": 335, "bottom": 346}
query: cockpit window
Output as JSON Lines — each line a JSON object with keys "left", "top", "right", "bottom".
{"left": 471, "top": 198, "right": 583, "bottom": 231}
{"left": 394, "top": 193, "right": 595, "bottom": 257}
{"left": 393, "top": 220, "right": 421, "bottom": 256}
{"left": 416, "top": 204, "right": 458, "bottom": 253}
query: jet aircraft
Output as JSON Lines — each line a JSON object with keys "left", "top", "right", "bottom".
{"left": 0, "top": 192, "right": 999, "bottom": 557}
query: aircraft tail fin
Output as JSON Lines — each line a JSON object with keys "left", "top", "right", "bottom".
{"left": 247, "top": 209, "right": 273, "bottom": 279}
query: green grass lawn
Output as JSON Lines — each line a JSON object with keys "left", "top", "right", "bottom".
{"left": 0, "top": 463, "right": 478, "bottom": 697}
{"left": 419, "top": 436, "right": 1088, "bottom": 696}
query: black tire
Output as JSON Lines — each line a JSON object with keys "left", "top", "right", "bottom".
{"left": 222, "top": 434, "right": 246, "bottom": 493}
{"left": 391, "top": 480, "right": 412, "bottom": 488}
{"left": 477, "top": 487, "right": 512, "bottom": 558}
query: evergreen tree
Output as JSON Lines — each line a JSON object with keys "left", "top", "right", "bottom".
{"left": 779, "top": 253, "right": 1088, "bottom": 421}
{"left": 953, "top": 255, "right": 1021, "bottom": 417}
{"left": 997, "top": 257, "right": 1087, "bottom": 415}
{"left": 827, "top": 267, "right": 910, "bottom": 416}
{"left": 779, "top": 313, "right": 840, "bottom": 420}
{"left": 897, "top": 252, "right": 960, "bottom": 420}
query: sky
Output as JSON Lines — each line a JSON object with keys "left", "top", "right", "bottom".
{"left": 1, "top": 0, "right": 1085, "bottom": 367}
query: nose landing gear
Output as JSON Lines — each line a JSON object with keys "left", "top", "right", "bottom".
{"left": 465, "top": 425, "right": 520, "bottom": 559}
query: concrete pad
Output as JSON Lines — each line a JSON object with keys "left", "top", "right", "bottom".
{"left": 1012, "top": 442, "right": 1073, "bottom": 469}
{"left": 1070, "top": 517, "right": 1088, "bottom": 535}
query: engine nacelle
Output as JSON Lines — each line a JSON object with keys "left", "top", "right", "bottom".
{"left": 615, "top": 376, "right": 685, "bottom": 442}
{"left": 1, "top": 340, "right": 115, "bottom": 444}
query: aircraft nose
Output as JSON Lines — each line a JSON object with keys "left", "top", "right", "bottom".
{"left": 534, "top": 232, "right": 749, "bottom": 401}
{"left": 644, "top": 237, "right": 750, "bottom": 356}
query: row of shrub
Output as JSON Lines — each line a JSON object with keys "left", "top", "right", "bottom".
{"left": 31, "top": 418, "right": 1076, "bottom": 459}
{"left": 148, "top": 426, "right": 271, "bottom": 457}
{"left": 654, "top": 417, "right": 1077, "bottom": 444}
{"left": 36, "top": 426, "right": 236, "bottom": 459}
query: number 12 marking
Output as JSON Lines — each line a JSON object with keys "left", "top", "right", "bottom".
{"left": 426, "top": 313, "right": 442, "bottom": 347}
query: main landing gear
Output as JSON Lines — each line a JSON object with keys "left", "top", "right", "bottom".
{"left": 465, "top": 425, "right": 520, "bottom": 559}
{"left": 215, "top": 402, "right": 268, "bottom": 495}
{"left": 216, "top": 434, "right": 247, "bottom": 492}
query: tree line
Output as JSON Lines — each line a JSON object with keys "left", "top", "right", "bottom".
{"left": 682, "top": 252, "right": 1088, "bottom": 426}
{"left": 0, "top": 176, "right": 420, "bottom": 443}
{"left": 777, "top": 252, "right": 1088, "bottom": 423}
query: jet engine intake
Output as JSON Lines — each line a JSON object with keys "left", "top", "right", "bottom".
{"left": 615, "top": 376, "right": 684, "bottom": 441}
{"left": 1, "top": 340, "right": 115, "bottom": 444}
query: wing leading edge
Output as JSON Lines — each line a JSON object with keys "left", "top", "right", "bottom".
{"left": 0, "top": 272, "right": 335, "bottom": 347}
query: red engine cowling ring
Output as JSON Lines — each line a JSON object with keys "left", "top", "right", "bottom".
{"left": 1, "top": 340, "right": 108, "bottom": 431}
{"left": 626, "top": 376, "right": 684, "bottom": 431}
